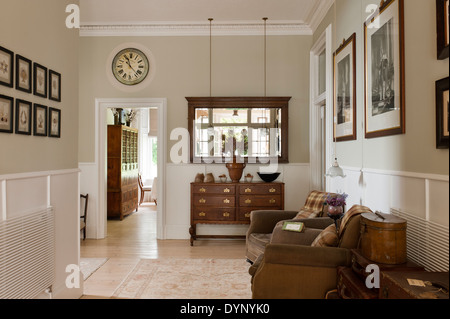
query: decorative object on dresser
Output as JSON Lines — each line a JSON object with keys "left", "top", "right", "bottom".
{"left": 107, "top": 125, "right": 139, "bottom": 220}
{"left": 190, "top": 182, "right": 284, "bottom": 246}
{"left": 257, "top": 172, "right": 280, "bottom": 183}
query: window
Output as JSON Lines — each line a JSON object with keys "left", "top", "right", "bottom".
{"left": 187, "top": 97, "right": 290, "bottom": 164}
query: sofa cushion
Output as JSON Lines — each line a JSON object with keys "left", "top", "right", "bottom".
{"left": 311, "top": 224, "right": 339, "bottom": 247}
{"left": 294, "top": 208, "right": 321, "bottom": 219}
{"left": 271, "top": 221, "right": 322, "bottom": 245}
{"left": 247, "top": 233, "right": 271, "bottom": 262}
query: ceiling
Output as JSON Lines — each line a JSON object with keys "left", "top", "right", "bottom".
{"left": 79, "top": 0, "right": 334, "bottom": 36}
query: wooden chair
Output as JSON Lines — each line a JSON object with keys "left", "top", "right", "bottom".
{"left": 138, "top": 174, "right": 152, "bottom": 205}
{"left": 80, "top": 194, "right": 89, "bottom": 240}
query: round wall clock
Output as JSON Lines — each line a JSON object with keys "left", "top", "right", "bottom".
{"left": 112, "top": 48, "right": 149, "bottom": 86}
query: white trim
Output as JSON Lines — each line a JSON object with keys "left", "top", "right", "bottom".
{"left": 361, "top": 168, "right": 449, "bottom": 182}
{"left": 307, "top": 0, "right": 335, "bottom": 33}
{"left": 95, "top": 98, "right": 167, "bottom": 240}
{"left": 0, "top": 168, "right": 81, "bottom": 181}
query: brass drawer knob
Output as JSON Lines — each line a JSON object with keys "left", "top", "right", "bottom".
{"left": 223, "top": 199, "right": 230, "bottom": 204}
{"left": 245, "top": 199, "right": 252, "bottom": 204}
{"left": 223, "top": 212, "right": 230, "bottom": 217}
{"left": 269, "top": 199, "right": 276, "bottom": 204}
{"left": 245, "top": 188, "right": 252, "bottom": 193}
{"left": 223, "top": 188, "right": 230, "bottom": 193}
{"left": 199, "top": 212, "right": 206, "bottom": 217}
{"left": 269, "top": 188, "right": 276, "bottom": 193}
{"left": 199, "top": 187, "right": 206, "bottom": 193}
{"left": 245, "top": 213, "right": 251, "bottom": 218}
{"left": 199, "top": 198, "right": 206, "bottom": 204}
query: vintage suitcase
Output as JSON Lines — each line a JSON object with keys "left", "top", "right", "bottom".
{"left": 337, "top": 266, "right": 379, "bottom": 299}
{"left": 360, "top": 212, "right": 407, "bottom": 264}
{"left": 380, "top": 271, "right": 449, "bottom": 299}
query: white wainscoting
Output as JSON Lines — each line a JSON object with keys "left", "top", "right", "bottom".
{"left": 0, "top": 168, "right": 82, "bottom": 299}
{"left": 79, "top": 162, "right": 100, "bottom": 239}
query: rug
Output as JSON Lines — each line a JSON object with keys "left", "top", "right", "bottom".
{"left": 113, "top": 258, "right": 252, "bottom": 299}
{"left": 80, "top": 258, "right": 109, "bottom": 280}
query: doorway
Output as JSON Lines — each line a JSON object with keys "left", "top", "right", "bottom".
{"left": 95, "top": 98, "right": 167, "bottom": 240}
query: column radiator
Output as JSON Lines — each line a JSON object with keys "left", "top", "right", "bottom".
{"left": 0, "top": 207, "right": 55, "bottom": 299}
{"left": 391, "top": 208, "right": 449, "bottom": 272}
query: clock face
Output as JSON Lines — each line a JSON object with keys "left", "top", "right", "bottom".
{"left": 112, "top": 48, "right": 149, "bottom": 86}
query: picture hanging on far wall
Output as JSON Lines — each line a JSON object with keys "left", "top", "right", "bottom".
{"left": 333, "top": 33, "right": 357, "bottom": 142}
{"left": 33, "top": 104, "right": 47, "bottom": 137}
{"left": 0, "top": 94, "right": 14, "bottom": 133}
{"left": 48, "top": 107, "right": 61, "bottom": 138}
{"left": 15, "top": 54, "right": 32, "bottom": 93}
{"left": 33, "top": 63, "right": 48, "bottom": 98}
{"left": 15, "top": 99, "right": 32, "bottom": 135}
{"left": 49, "top": 70, "right": 61, "bottom": 102}
{"left": 0, "top": 46, "right": 14, "bottom": 88}
{"left": 436, "top": 77, "right": 449, "bottom": 149}
{"left": 436, "top": 0, "right": 449, "bottom": 60}
{"left": 364, "top": 0, "right": 405, "bottom": 139}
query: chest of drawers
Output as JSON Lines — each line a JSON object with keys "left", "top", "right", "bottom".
{"left": 190, "top": 182, "right": 284, "bottom": 246}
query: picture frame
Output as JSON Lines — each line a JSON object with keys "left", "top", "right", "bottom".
{"left": 48, "top": 107, "right": 61, "bottom": 138}
{"left": 15, "top": 99, "right": 32, "bottom": 135}
{"left": 15, "top": 54, "right": 32, "bottom": 93}
{"left": 0, "top": 46, "right": 14, "bottom": 88}
{"left": 0, "top": 94, "right": 14, "bottom": 133}
{"left": 436, "top": 77, "right": 449, "bottom": 149}
{"left": 33, "top": 63, "right": 48, "bottom": 98}
{"left": 49, "top": 70, "right": 61, "bottom": 102}
{"left": 333, "top": 33, "right": 357, "bottom": 142}
{"left": 364, "top": 0, "right": 405, "bottom": 139}
{"left": 436, "top": 0, "right": 449, "bottom": 60}
{"left": 33, "top": 104, "right": 48, "bottom": 137}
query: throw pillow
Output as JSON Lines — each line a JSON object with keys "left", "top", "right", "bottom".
{"left": 311, "top": 224, "right": 339, "bottom": 247}
{"left": 295, "top": 208, "right": 321, "bottom": 219}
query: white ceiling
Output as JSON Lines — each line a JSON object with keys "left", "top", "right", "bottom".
{"left": 79, "top": 0, "right": 334, "bottom": 36}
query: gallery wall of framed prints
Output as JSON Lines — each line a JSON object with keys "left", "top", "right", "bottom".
{"left": 0, "top": 45, "right": 61, "bottom": 139}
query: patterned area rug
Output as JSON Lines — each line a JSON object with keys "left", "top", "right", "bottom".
{"left": 113, "top": 258, "right": 252, "bottom": 299}
{"left": 80, "top": 258, "right": 109, "bottom": 280}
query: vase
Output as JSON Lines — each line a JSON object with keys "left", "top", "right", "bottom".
{"left": 328, "top": 205, "right": 343, "bottom": 216}
{"left": 226, "top": 156, "right": 246, "bottom": 183}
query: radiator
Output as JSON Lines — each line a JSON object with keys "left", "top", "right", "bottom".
{"left": 0, "top": 207, "right": 55, "bottom": 299}
{"left": 391, "top": 208, "right": 449, "bottom": 272}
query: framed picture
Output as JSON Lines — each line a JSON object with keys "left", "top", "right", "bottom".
{"left": 15, "top": 99, "right": 32, "bottom": 135}
{"left": 436, "top": 0, "right": 449, "bottom": 60}
{"left": 0, "top": 46, "right": 14, "bottom": 88}
{"left": 49, "top": 70, "right": 61, "bottom": 102}
{"left": 33, "top": 104, "right": 48, "bottom": 137}
{"left": 333, "top": 33, "right": 357, "bottom": 142}
{"left": 364, "top": 0, "right": 405, "bottom": 139}
{"left": 436, "top": 77, "right": 449, "bottom": 149}
{"left": 33, "top": 63, "right": 48, "bottom": 98}
{"left": 0, "top": 94, "right": 14, "bottom": 133}
{"left": 48, "top": 107, "right": 61, "bottom": 138}
{"left": 16, "top": 54, "right": 32, "bottom": 93}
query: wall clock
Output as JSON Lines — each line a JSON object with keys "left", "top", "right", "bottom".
{"left": 112, "top": 48, "right": 149, "bottom": 86}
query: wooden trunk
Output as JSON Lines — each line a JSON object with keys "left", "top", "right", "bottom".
{"left": 337, "top": 266, "right": 378, "bottom": 299}
{"left": 360, "top": 212, "right": 407, "bottom": 264}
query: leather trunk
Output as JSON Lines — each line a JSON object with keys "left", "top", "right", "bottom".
{"left": 337, "top": 266, "right": 378, "bottom": 299}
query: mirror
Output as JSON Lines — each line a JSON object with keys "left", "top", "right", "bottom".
{"left": 187, "top": 97, "right": 290, "bottom": 164}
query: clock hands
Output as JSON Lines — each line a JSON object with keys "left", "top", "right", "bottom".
{"left": 124, "top": 55, "right": 138, "bottom": 74}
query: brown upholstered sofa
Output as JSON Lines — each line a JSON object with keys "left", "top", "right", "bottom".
{"left": 249, "top": 205, "right": 374, "bottom": 299}
{"left": 246, "top": 190, "right": 335, "bottom": 263}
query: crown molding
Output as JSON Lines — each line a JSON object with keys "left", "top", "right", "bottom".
{"left": 80, "top": 20, "right": 313, "bottom": 37}
{"left": 307, "top": 0, "right": 334, "bottom": 33}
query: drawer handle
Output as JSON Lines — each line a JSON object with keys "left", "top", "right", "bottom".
{"left": 269, "top": 199, "right": 276, "bottom": 204}
{"left": 245, "top": 188, "right": 252, "bottom": 193}
{"left": 245, "top": 213, "right": 251, "bottom": 218}
{"left": 223, "top": 212, "right": 230, "bottom": 217}
{"left": 269, "top": 188, "right": 276, "bottom": 193}
{"left": 199, "top": 187, "right": 206, "bottom": 193}
{"left": 223, "top": 188, "right": 230, "bottom": 193}
{"left": 245, "top": 199, "right": 252, "bottom": 204}
{"left": 199, "top": 212, "right": 206, "bottom": 217}
{"left": 199, "top": 198, "right": 206, "bottom": 204}
{"left": 223, "top": 199, "right": 230, "bottom": 204}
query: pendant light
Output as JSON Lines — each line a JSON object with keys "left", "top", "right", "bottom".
{"left": 207, "top": 18, "right": 215, "bottom": 137}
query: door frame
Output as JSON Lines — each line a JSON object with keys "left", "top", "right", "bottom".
{"left": 95, "top": 98, "right": 167, "bottom": 239}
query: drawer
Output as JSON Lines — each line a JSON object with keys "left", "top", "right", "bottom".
{"left": 193, "top": 208, "right": 236, "bottom": 221}
{"left": 239, "top": 184, "right": 282, "bottom": 195}
{"left": 238, "top": 207, "right": 283, "bottom": 221}
{"left": 193, "top": 184, "right": 235, "bottom": 195}
{"left": 239, "top": 195, "right": 282, "bottom": 207}
{"left": 193, "top": 195, "right": 235, "bottom": 207}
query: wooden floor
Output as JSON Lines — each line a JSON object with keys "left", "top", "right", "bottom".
{"left": 80, "top": 202, "right": 247, "bottom": 298}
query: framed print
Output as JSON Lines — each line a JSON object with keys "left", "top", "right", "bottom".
{"left": 15, "top": 99, "right": 32, "bottom": 135}
{"left": 33, "top": 104, "right": 48, "bottom": 137}
{"left": 48, "top": 107, "right": 61, "bottom": 138}
{"left": 0, "top": 46, "right": 14, "bottom": 88}
{"left": 0, "top": 94, "right": 14, "bottom": 133}
{"left": 33, "top": 63, "right": 48, "bottom": 98}
{"left": 436, "top": 0, "right": 449, "bottom": 60}
{"left": 333, "top": 33, "right": 357, "bottom": 142}
{"left": 436, "top": 77, "right": 449, "bottom": 149}
{"left": 16, "top": 54, "right": 32, "bottom": 93}
{"left": 49, "top": 70, "right": 61, "bottom": 102}
{"left": 364, "top": 0, "right": 405, "bottom": 139}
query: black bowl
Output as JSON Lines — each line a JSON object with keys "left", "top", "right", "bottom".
{"left": 257, "top": 172, "right": 281, "bottom": 183}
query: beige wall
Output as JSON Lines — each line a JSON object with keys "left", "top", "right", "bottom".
{"left": 0, "top": 0, "right": 79, "bottom": 175}
{"left": 314, "top": 0, "right": 449, "bottom": 176}
{"left": 78, "top": 35, "right": 312, "bottom": 164}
